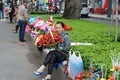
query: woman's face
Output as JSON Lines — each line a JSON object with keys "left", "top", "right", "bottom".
{"left": 55, "top": 23, "right": 64, "bottom": 34}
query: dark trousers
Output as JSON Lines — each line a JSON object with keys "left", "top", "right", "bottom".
{"left": 18, "top": 20, "right": 27, "bottom": 41}
{"left": 9, "top": 13, "right": 13, "bottom": 23}
{"left": 43, "top": 50, "right": 67, "bottom": 74}
{"left": 15, "top": 22, "right": 19, "bottom": 32}
{"left": 15, "top": 24, "right": 19, "bottom": 32}
{"left": 0, "top": 10, "right": 4, "bottom": 19}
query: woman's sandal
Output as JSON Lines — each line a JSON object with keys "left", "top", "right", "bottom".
{"left": 32, "top": 71, "right": 45, "bottom": 77}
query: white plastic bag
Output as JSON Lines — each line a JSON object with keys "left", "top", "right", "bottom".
{"left": 68, "top": 49, "right": 84, "bottom": 79}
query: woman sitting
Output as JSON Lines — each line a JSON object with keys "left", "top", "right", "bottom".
{"left": 33, "top": 21, "right": 71, "bottom": 80}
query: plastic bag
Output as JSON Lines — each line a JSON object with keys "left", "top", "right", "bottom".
{"left": 68, "top": 49, "right": 84, "bottom": 79}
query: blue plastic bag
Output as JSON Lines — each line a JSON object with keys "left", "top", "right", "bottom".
{"left": 68, "top": 50, "right": 84, "bottom": 79}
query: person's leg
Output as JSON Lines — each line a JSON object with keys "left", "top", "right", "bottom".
{"left": 37, "top": 51, "right": 55, "bottom": 72}
{"left": 44, "top": 54, "right": 56, "bottom": 79}
{"left": 15, "top": 24, "right": 19, "bottom": 32}
{"left": 1, "top": 10, "right": 4, "bottom": 19}
{"left": 13, "top": 24, "right": 19, "bottom": 33}
{"left": 19, "top": 21, "right": 22, "bottom": 41}
{"left": 33, "top": 52, "right": 54, "bottom": 77}
{"left": 10, "top": 14, "right": 13, "bottom": 23}
{"left": 9, "top": 13, "right": 12, "bottom": 23}
{"left": 45, "top": 50, "right": 67, "bottom": 79}
{"left": 19, "top": 21, "right": 27, "bottom": 41}
{"left": 0, "top": 10, "right": 2, "bottom": 19}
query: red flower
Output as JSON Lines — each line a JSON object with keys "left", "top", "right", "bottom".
{"left": 114, "top": 66, "right": 119, "bottom": 71}
{"left": 109, "top": 76, "right": 115, "bottom": 80}
{"left": 38, "top": 33, "right": 63, "bottom": 48}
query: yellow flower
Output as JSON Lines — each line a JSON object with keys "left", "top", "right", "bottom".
{"left": 100, "top": 78, "right": 105, "bottom": 80}
{"left": 110, "top": 68, "right": 114, "bottom": 72}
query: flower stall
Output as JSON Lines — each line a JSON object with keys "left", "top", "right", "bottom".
{"left": 26, "top": 16, "right": 74, "bottom": 51}
{"left": 26, "top": 16, "right": 59, "bottom": 49}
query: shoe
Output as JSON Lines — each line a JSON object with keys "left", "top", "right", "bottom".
{"left": 13, "top": 30, "right": 17, "bottom": 33}
{"left": 32, "top": 71, "right": 45, "bottom": 77}
{"left": 13, "top": 29, "right": 17, "bottom": 33}
{"left": 12, "top": 28, "right": 15, "bottom": 30}
{"left": 19, "top": 40, "right": 26, "bottom": 42}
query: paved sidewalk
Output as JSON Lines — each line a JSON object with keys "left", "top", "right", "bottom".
{"left": 0, "top": 20, "right": 39, "bottom": 80}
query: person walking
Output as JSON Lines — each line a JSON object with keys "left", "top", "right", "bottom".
{"left": 17, "top": 1, "right": 29, "bottom": 42}
{"left": 33, "top": 21, "right": 71, "bottom": 80}
{"left": 8, "top": 1, "right": 15, "bottom": 23}
{"left": 13, "top": 5, "right": 19, "bottom": 33}
{"left": 0, "top": 0, "right": 4, "bottom": 19}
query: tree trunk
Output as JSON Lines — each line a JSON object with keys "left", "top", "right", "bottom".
{"left": 63, "top": 0, "right": 82, "bottom": 19}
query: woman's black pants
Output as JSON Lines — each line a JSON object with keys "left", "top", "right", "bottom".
{"left": 43, "top": 50, "right": 67, "bottom": 75}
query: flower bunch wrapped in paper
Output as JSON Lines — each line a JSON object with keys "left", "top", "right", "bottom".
{"left": 4, "top": 7, "right": 9, "bottom": 13}
{"left": 75, "top": 70, "right": 102, "bottom": 80}
{"left": 34, "top": 19, "right": 48, "bottom": 31}
{"left": 31, "top": 18, "right": 43, "bottom": 28}
{"left": 28, "top": 16, "right": 52, "bottom": 29}
{"left": 37, "top": 33, "right": 63, "bottom": 49}
{"left": 25, "top": 25, "right": 32, "bottom": 32}
{"left": 28, "top": 17, "right": 37, "bottom": 25}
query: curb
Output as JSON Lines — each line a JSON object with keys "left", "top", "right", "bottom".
{"left": 89, "top": 15, "right": 111, "bottom": 20}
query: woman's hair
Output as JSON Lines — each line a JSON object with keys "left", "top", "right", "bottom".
{"left": 55, "top": 21, "right": 64, "bottom": 28}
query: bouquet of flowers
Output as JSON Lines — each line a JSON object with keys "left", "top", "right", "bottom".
{"left": 4, "top": 7, "right": 9, "bottom": 13}
{"left": 38, "top": 33, "right": 63, "bottom": 49}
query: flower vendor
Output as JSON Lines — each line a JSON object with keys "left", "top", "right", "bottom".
{"left": 33, "top": 21, "right": 71, "bottom": 80}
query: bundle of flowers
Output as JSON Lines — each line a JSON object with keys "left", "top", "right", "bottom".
{"left": 75, "top": 71, "right": 95, "bottom": 80}
{"left": 34, "top": 35, "right": 43, "bottom": 46}
{"left": 34, "top": 19, "right": 48, "bottom": 31}
{"left": 108, "top": 65, "right": 120, "bottom": 80}
{"left": 25, "top": 25, "right": 32, "bottom": 32}
{"left": 37, "top": 33, "right": 63, "bottom": 48}
{"left": 4, "top": 7, "right": 9, "bottom": 13}
{"left": 28, "top": 17, "right": 37, "bottom": 25}
{"left": 27, "top": 16, "right": 55, "bottom": 34}
{"left": 109, "top": 53, "right": 120, "bottom": 80}
{"left": 31, "top": 17, "right": 42, "bottom": 27}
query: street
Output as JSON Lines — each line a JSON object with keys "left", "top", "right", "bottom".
{"left": 0, "top": 20, "right": 71, "bottom": 80}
